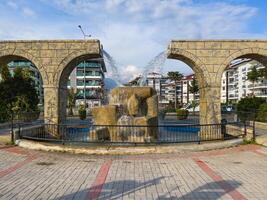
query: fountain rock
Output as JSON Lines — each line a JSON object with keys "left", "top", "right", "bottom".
{"left": 90, "top": 86, "right": 158, "bottom": 142}
{"left": 127, "top": 94, "right": 140, "bottom": 116}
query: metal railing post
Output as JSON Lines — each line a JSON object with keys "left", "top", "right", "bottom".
{"left": 252, "top": 119, "right": 256, "bottom": 141}
{"left": 11, "top": 112, "right": 14, "bottom": 144}
{"left": 244, "top": 120, "right": 247, "bottom": 138}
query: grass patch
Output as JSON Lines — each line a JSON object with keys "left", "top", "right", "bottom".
{"left": 0, "top": 135, "right": 13, "bottom": 145}
{"left": 242, "top": 138, "right": 257, "bottom": 145}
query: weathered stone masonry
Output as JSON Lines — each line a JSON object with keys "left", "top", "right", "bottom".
{"left": 1, "top": 39, "right": 267, "bottom": 125}
{"left": 0, "top": 40, "right": 103, "bottom": 123}
{"left": 168, "top": 40, "right": 267, "bottom": 124}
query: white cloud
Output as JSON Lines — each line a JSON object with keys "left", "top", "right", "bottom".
{"left": 0, "top": 0, "right": 265, "bottom": 81}
{"left": 7, "top": 1, "right": 18, "bottom": 9}
{"left": 22, "top": 7, "right": 36, "bottom": 17}
{"left": 119, "top": 65, "right": 141, "bottom": 83}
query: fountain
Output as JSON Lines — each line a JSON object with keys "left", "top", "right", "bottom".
{"left": 89, "top": 86, "right": 159, "bottom": 142}
{"left": 103, "top": 50, "right": 123, "bottom": 87}
{"left": 138, "top": 51, "right": 167, "bottom": 86}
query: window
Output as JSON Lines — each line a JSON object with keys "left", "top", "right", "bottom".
{"left": 77, "top": 80, "right": 84, "bottom": 86}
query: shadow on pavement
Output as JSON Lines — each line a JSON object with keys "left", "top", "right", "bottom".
{"left": 56, "top": 178, "right": 242, "bottom": 200}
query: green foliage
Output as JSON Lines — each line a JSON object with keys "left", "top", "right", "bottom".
{"left": 189, "top": 77, "right": 199, "bottom": 95}
{"left": 167, "top": 71, "right": 183, "bottom": 109}
{"left": 190, "top": 100, "right": 198, "bottom": 115}
{"left": 67, "top": 88, "right": 76, "bottom": 116}
{"left": 247, "top": 66, "right": 260, "bottom": 82}
{"left": 167, "top": 71, "right": 183, "bottom": 81}
{"left": 176, "top": 109, "right": 189, "bottom": 120}
{"left": 242, "top": 138, "right": 256, "bottom": 145}
{"left": 237, "top": 97, "right": 265, "bottom": 122}
{"left": 0, "top": 64, "right": 11, "bottom": 81}
{"left": 158, "top": 110, "right": 167, "bottom": 120}
{"left": 247, "top": 66, "right": 260, "bottom": 95}
{"left": 0, "top": 67, "right": 39, "bottom": 122}
{"left": 78, "top": 105, "right": 86, "bottom": 120}
{"left": 257, "top": 103, "right": 267, "bottom": 122}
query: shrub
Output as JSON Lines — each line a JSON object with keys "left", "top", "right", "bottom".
{"left": 257, "top": 103, "right": 267, "bottom": 122}
{"left": 237, "top": 97, "right": 265, "bottom": 122}
{"left": 158, "top": 110, "right": 167, "bottom": 120}
{"left": 78, "top": 105, "right": 86, "bottom": 120}
{"left": 176, "top": 109, "right": 189, "bottom": 120}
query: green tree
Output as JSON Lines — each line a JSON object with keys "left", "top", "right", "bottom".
{"left": 167, "top": 71, "right": 183, "bottom": 109}
{"left": 0, "top": 67, "right": 39, "bottom": 121}
{"left": 247, "top": 66, "right": 260, "bottom": 96}
{"left": 237, "top": 97, "right": 265, "bottom": 122}
{"left": 67, "top": 88, "right": 76, "bottom": 116}
{"left": 188, "top": 77, "right": 199, "bottom": 115}
{"left": 257, "top": 103, "right": 267, "bottom": 122}
{"left": 0, "top": 64, "right": 11, "bottom": 81}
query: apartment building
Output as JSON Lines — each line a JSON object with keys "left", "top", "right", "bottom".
{"left": 182, "top": 74, "right": 199, "bottom": 105}
{"left": 67, "top": 59, "right": 106, "bottom": 108}
{"left": 221, "top": 59, "right": 267, "bottom": 103}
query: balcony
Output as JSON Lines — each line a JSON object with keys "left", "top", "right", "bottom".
{"left": 77, "top": 62, "right": 101, "bottom": 68}
{"left": 248, "top": 83, "right": 267, "bottom": 89}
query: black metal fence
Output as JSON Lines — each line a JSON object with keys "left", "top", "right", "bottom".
{"left": 1, "top": 110, "right": 264, "bottom": 145}
{"left": 16, "top": 121, "right": 246, "bottom": 145}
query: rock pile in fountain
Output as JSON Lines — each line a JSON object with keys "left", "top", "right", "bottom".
{"left": 90, "top": 87, "right": 158, "bottom": 142}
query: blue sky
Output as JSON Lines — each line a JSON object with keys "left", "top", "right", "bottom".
{"left": 0, "top": 0, "right": 267, "bottom": 82}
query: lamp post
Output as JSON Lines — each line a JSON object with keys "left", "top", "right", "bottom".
{"left": 78, "top": 25, "right": 91, "bottom": 107}
{"left": 78, "top": 25, "right": 91, "bottom": 39}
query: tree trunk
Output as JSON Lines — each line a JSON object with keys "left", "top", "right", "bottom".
{"left": 252, "top": 81, "right": 255, "bottom": 96}
{"left": 174, "top": 81, "right": 177, "bottom": 109}
{"left": 193, "top": 92, "right": 196, "bottom": 116}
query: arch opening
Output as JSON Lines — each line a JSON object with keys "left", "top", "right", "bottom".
{"left": 0, "top": 54, "right": 44, "bottom": 122}
{"left": 58, "top": 54, "right": 106, "bottom": 123}
{"left": 221, "top": 53, "right": 267, "bottom": 122}
{"left": 167, "top": 49, "right": 210, "bottom": 121}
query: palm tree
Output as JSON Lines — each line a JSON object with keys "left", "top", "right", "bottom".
{"left": 167, "top": 71, "right": 183, "bottom": 109}
{"left": 247, "top": 66, "right": 260, "bottom": 96}
{"left": 189, "top": 77, "right": 199, "bottom": 115}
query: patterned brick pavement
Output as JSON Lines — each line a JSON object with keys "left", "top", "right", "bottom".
{"left": 0, "top": 145, "right": 266, "bottom": 200}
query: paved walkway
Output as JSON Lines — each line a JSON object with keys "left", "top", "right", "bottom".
{"left": 0, "top": 145, "right": 267, "bottom": 200}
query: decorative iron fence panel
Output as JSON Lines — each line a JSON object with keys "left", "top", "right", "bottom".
{"left": 18, "top": 122, "right": 246, "bottom": 145}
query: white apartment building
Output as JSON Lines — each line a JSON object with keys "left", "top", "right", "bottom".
{"left": 221, "top": 59, "right": 267, "bottom": 103}
{"left": 68, "top": 59, "right": 106, "bottom": 108}
{"left": 146, "top": 72, "right": 186, "bottom": 107}
{"left": 182, "top": 74, "right": 200, "bottom": 105}
{"left": 145, "top": 72, "right": 201, "bottom": 107}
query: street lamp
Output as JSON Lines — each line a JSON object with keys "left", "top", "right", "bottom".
{"left": 78, "top": 25, "right": 91, "bottom": 39}
{"left": 78, "top": 25, "right": 92, "bottom": 107}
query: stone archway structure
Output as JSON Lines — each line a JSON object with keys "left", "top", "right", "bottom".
{"left": 0, "top": 40, "right": 103, "bottom": 124}
{"left": 168, "top": 40, "right": 267, "bottom": 124}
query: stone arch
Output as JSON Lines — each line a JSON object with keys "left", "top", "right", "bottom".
{"left": 167, "top": 48, "right": 210, "bottom": 90}
{"left": 0, "top": 48, "right": 44, "bottom": 75}
{"left": 56, "top": 50, "right": 103, "bottom": 122}
{"left": 216, "top": 47, "right": 267, "bottom": 81}
{"left": 168, "top": 48, "right": 223, "bottom": 124}
{"left": 56, "top": 50, "right": 101, "bottom": 88}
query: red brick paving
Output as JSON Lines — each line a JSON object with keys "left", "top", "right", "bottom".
{"left": 193, "top": 157, "right": 247, "bottom": 200}
{"left": 86, "top": 160, "right": 113, "bottom": 200}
